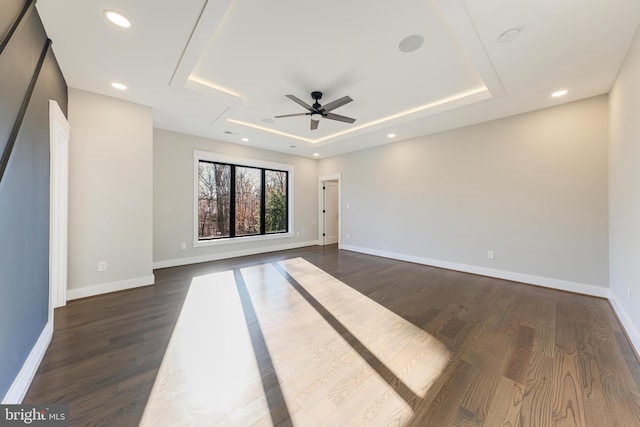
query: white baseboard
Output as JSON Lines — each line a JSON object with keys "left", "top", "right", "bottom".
{"left": 609, "top": 292, "right": 640, "bottom": 357}
{"left": 2, "top": 321, "right": 53, "bottom": 404}
{"left": 340, "top": 244, "right": 610, "bottom": 298}
{"left": 153, "top": 240, "right": 319, "bottom": 269}
{"left": 67, "top": 275, "right": 155, "bottom": 301}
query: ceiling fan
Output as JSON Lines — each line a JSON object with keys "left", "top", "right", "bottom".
{"left": 275, "top": 91, "right": 356, "bottom": 130}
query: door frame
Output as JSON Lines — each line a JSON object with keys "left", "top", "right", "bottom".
{"left": 318, "top": 173, "right": 341, "bottom": 247}
{"left": 49, "top": 100, "right": 70, "bottom": 322}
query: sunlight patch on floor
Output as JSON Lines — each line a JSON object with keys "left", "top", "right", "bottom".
{"left": 140, "top": 258, "right": 450, "bottom": 426}
{"left": 241, "top": 258, "right": 451, "bottom": 425}
{"left": 140, "top": 270, "right": 270, "bottom": 426}
{"left": 283, "top": 258, "right": 450, "bottom": 396}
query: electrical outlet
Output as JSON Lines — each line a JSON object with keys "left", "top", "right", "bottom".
{"left": 296, "top": 232, "right": 300, "bottom": 237}
{"left": 628, "top": 287, "right": 632, "bottom": 301}
{"left": 181, "top": 243, "right": 186, "bottom": 250}
{"left": 346, "top": 233, "right": 350, "bottom": 240}
{"left": 98, "top": 261, "right": 107, "bottom": 272}
{"left": 487, "top": 250, "right": 495, "bottom": 260}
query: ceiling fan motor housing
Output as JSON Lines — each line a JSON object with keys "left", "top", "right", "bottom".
{"left": 311, "top": 91, "right": 323, "bottom": 111}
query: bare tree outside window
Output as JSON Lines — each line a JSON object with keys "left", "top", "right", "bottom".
{"left": 198, "top": 162, "right": 230, "bottom": 239}
{"left": 265, "top": 170, "right": 287, "bottom": 233}
{"left": 235, "top": 167, "right": 261, "bottom": 236}
{"left": 197, "top": 159, "right": 289, "bottom": 240}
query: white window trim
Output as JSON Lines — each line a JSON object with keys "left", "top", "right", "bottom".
{"left": 193, "top": 150, "right": 294, "bottom": 247}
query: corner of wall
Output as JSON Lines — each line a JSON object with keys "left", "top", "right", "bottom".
{"left": 1, "top": 321, "right": 53, "bottom": 404}
{"left": 609, "top": 292, "right": 640, "bottom": 357}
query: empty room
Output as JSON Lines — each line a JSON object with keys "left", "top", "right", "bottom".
{"left": 1, "top": 0, "right": 640, "bottom": 425}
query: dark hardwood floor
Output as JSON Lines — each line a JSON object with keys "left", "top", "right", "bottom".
{"left": 24, "top": 245, "right": 640, "bottom": 426}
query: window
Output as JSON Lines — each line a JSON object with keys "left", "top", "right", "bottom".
{"left": 265, "top": 170, "right": 288, "bottom": 233}
{"left": 195, "top": 152, "right": 292, "bottom": 244}
{"left": 198, "top": 162, "right": 230, "bottom": 239}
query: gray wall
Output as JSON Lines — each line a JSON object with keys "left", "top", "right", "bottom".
{"left": 319, "top": 95, "right": 609, "bottom": 289}
{"left": 154, "top": 128, "right": 318, "bottom": 266}
{"left": 0, "top": 1, "right": 67, "bottom": 399}
{"left": 609, "top": 25, "right": 640, "bottom": 351}
{"left": 67, "top": 89, "right": 154, "bottom": 298}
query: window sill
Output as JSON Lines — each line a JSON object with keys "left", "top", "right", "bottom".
{"left": 194, "top": 232, "right": 294, "bottom": 248}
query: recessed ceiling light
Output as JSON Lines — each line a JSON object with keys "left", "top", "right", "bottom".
{"left": 313, "top": 153, "right": 320, "bottom": 157}
{"left": 388, "top": 133, "right": 396, "bottom": 138}
{"left": 498, "top": 28, "right": 521, "bottom": 43}
{"left": 103, "top": 10, "right": 131, "bottom": 28}
{"left": 551, "top": 89, "right": 568, "bottom": 98}
{"left": 262, "top": 118, "right": 275, "bottom": 124}
{"left": 289, "top": 145, "right": 296, "bottom": 149}
{"left": 110, "top": 82, "right": 127, "bottom": 90}
{"left": 399, "top": 34, "right": 424, "bottom": 53}
{"left": 241, "top": 137, "right": 249, "bottom": 142}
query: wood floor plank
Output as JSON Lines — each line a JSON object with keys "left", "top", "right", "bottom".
{"left": 484, "top": 376, "right": 524, "bottom": 426}
{"left": 22, "top": 245, "right": 640, "bottom": 426}
{"left": 460, "top": 332, "right": 507, "bottom": 421}
{"left": 551, "top": 349, "right": 587, "bottom": 427}
{"left": 521, "top": 350, "right": 556, "bottom": 427}
{"left": 503, "top": 325, "right": 536, "bottom": 385}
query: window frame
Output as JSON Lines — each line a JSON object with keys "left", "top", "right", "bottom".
{"left": 193, "top": 150, "right": 294, "bottom": 247}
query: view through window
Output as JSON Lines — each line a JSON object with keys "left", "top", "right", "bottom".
{"left": 198, "top": 160, "right": 289, "bottom": 240}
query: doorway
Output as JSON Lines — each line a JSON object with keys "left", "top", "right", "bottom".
{"left": 318, "top": 174, "right": 340, "bottom": 246}
{"left": 49, "top": 100, "right": 70, "bottom": 322}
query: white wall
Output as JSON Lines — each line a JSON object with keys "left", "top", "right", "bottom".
{"left": 67, "top": 89, "right": 154, "bottom": 298}
{"left": 319, "top": 95, "right": 609, "bottom": 294}
{"left": 153, "top": 128, "right": 318, "bottom": 267}
{"left": 609, "top": 26, "right": 640, "bottom": 353}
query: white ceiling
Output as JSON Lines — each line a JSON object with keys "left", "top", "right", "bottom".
{"left": 37, "top": 0, "right": 640, "bottom": 158}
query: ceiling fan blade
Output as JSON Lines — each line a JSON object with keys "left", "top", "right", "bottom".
{"left": 275, "top": 113, "right": 309, "bottom": 118}
{"left": 321, "top": 96, "right": 353, "bottom": 112}
{"left": 325, "top": 112, "right": 356, "bottom": 124}
{"left": 285, "top": 94, "right": 312, "bottom": 110}
{"left": 310, "top": 119, "right": 319, "bottom": 130}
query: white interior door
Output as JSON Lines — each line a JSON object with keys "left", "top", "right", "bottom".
{"left": 323, "top": 181, "right": 339, "bottom": 245}
{"left": 49, "top": 100, "right": 70, "bottom": 320}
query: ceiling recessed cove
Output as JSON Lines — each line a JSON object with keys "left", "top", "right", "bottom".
{"left": 399, "top": 34, "right": 425, "bottom": 53}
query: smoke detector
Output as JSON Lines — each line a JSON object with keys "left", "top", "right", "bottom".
{"left": 498, "top": 28, "right": 521, "bottom": 43}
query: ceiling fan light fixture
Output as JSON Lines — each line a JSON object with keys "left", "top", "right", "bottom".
{"left": 275, "top": 92, "right": 355, "bottom": 130}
